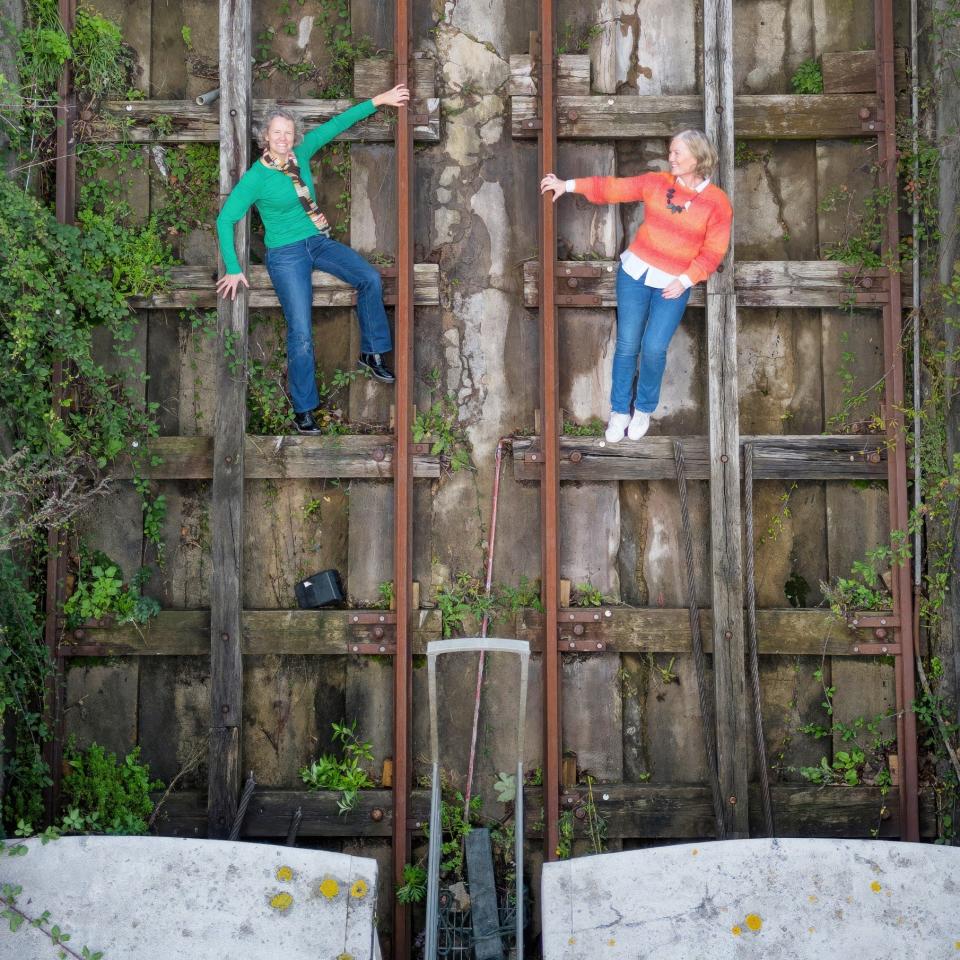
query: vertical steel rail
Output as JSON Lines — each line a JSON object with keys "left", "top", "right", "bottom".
{"left": 44, "top": 0, "right": 78, "bottom": 821}
{"left": 393, "top": 0, "right": 415, "bottom": 951}
{"left": 703, "top": 0, "right": 749, "bottom": 837}
{"left": 208, "top": 0, "right": 251, "bottom": 838}
{"left": 537, "top": 1, "right": 562, "bottom": 861}
{"left": 874, "top": 0, "right": 920, "bottom": 841}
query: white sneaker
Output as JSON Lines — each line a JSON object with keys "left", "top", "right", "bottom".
{"left": 627, "top": 410, "right": 651, "bottom": 441}
{"left": 605, "top": 412, "right": 630, "bottom": 443}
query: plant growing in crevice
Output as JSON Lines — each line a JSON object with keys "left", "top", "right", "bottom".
{"left": 790, "top": 58, "right": 823, "bottom": 94}
{"left": 300, "top": 720, "right": 375, "bottom": 814}
{"left": 413, "top": 393, "right": 471, "bottom": 473}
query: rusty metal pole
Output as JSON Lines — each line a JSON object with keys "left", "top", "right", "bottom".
{"left": 393, "top": 0, "right": 415, "bottom": 952}
{"left": 44, "top": 0, "right": 78, "bottom": 822}
{"left": 538, "top": 2, "right": 562, "bottom": 861}
{"left": 874, "top": 0, "right": 920, "bottom": 842}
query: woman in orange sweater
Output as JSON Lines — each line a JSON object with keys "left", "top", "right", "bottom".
{"left": 541, "top": 130, "right": 732, "bottom": 442}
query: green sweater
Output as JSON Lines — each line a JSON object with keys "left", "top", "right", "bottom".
{"left": 216, "top": 99, "right": 377, "bottom": 274}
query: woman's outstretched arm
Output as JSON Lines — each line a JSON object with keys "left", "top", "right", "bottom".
{"left": 300, "top": 84, "right": 410, "bottom": 159}
{"left": 215, "top": 174, "right": 257, "bottom": 300}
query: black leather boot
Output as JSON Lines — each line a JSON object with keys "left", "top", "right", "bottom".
{"left": 357, "top": 352, "right": 395, "bottom": 384}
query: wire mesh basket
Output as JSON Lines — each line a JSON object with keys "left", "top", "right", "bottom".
{"left": 434, "top": 884, "right": 526, "bottom": 959}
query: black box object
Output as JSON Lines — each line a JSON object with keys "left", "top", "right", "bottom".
{"left": 295, "top": 569, "right": 344, "bottom": 609}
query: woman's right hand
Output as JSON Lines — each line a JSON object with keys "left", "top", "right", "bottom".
{"left": 216, "top": 272, "right": 250, "bottom": 301}
{"left": 540, "top": 173, "right": 568, "bottom": 202}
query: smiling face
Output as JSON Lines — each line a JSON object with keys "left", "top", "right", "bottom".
{"left": 668, "top": 137, "right": 699, "bottom": 181}
{"left": 265, "top": 116, "right": 296, "bottom": 159}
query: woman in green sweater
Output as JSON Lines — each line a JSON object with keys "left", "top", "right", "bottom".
{"left": 216, "top": 84, "right": 409, "bottom": 434}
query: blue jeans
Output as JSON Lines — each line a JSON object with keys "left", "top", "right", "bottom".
{"left": 611, "top": 265, "right": 692, "bottom": 415}
{"left": 265, "top": 234, "right": 393, "bottom": 413}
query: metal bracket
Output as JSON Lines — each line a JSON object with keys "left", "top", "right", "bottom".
{"left": 556, "top": 264, "right": 604, "bottom": 279}
{"left": 411, "top": 442, "right": 432, "bottom": 455}
{"left": 557, "top": 608, "right": 613, "bottom": 651}
{"left": 848, "top": 613, "right": 899, "bottom": 629}
{"left": 838, "top": 267, "right": 890, "bottom": 306}
{"left": 858, "top": 104, "right": 884, "bottom": 133}
{"left": 851, "top": 643, "right": 901, "bottom": 656}
{"left": 522, "top": 117, "right": 543, "bottom": 131}
{"left": 348, "top": 612, "right": 397, "bottom": 655}
{"left": 556, "top": 294, "right": 602, "bottom": 307}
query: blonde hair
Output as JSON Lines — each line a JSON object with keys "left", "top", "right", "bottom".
{"left": 671, "top": 129, "right": 718, "bottom": 179}
{"left": 257, "top": 107, "right": 303, "bottom": 150}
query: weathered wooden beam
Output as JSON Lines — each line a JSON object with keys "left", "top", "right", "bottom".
{"left": 208, "top": 0, "right": 250, "bottom": 840}
{"left": 704, "top": 0, "right": 749, "bottom": 839}
{"left": 508, "top": 53, "right": 590, "bottom": 95}
{"left": 111, "top": 435, "right": 441, "bottom": 480}
{"left": 821, "top": 49, "right": 908, "bottom": 94}
{"left": 511, "top": 93, "right": 880, "bottom": 140}
{"left": 522, "top": 261, "right": 912, "bottom": 309}
{"left": 59, "top": 609, "right": 443, "bottom": 657}
{"left": 130, "top": 263, "right": 440, "bottom": 309}
{"left": 92, "top": 58, "right": 440, "bottom": 143}
{"left": 151, "top": 784, "right": 936, "bottom": 840}
{"left": 57, "top": 606, "right": 882, "bottom": 658}
{"left": 511, "top": 435, "right": 888, "bottom": 481}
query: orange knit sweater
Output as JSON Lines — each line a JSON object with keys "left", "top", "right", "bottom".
{"left": 572, "top": 172, "right": 733, "bottom": 285}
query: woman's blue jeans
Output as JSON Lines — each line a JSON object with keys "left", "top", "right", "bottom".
{"left": 611, "top": 265, "right": 692, "bottom": 415}
{"left": 265, "top": 234, "right": 393, "bottom": 413}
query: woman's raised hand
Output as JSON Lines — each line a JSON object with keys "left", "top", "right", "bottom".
{"left": 216, "top": 272, "right": 250, "bottom": 301}
{"left": 540, "top": 173, "right": 567, "bottom": 202}
{"left": 373, "top": 84, "right": 411, "bottom": 109}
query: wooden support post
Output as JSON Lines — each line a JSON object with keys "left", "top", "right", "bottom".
{"left": 208, "top": 0, "right": 251, "bottom": 839}
{"left": 392, "top": 0, "right": 415, "bottom": 953}
{"left": 703, "top": 0, "right": 749, "bottom": 838}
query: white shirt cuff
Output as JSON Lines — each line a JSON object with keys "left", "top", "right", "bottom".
{"left": 678, "top": 274, "right": 693, "bottom": 289}
{"left": 565, "top": 179, "right": 576, "bottom": 193}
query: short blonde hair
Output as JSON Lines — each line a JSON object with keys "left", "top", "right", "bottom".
{"left": 671, "top": 129, "right": 718, "bottom": 179}
{"left": 257, "top": 107, "right": 303, "bottom": 150}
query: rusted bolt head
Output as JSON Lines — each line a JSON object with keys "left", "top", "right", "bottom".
{"left": 728, "top": 795, "right": 737, "bottom": 805}
{"left": 373, "top": 626, "right": 385, "bottom": 640}
{"left": 567, "top": 277, "right": 579, "bottom": 288}
{"left": 859, "top": 107, "right": 871, "bottom": 120}
{"left": 221, "top": 632, "right": 229, "bottom": 642}
{"left": 373, "top": 447, "right": 386, "bottom": 462}
{"left": 861, "top": 276, "right": 874, "bottom": 289}
{"left": 73, "top": 629, "right": 85, "bottom": 640}
{"left": 567, "top": 109, "right": 579, "bottom": 122}
{"left": 569, "top": 450, "right": 583, "bottom": 463}
{"left": 724, "top": 630, "right": 732, "bottom": 640}
{"left": 868, "top": 450, "right": 881, "bottom": 464}
{"left": 720, "top": 454, "right": 729, "bottom": 463}
{"left": 874, "top": 627, "right": 888, "bottom": 640}
{"left": 574, "top": 806, "right": 587, "bottom": 820}
{"left": 225, "top": 455, "right": 233, "bottom": 464}
{"left": 371, "top": 807, "right": 384, "bottom": 822}
{"left": 573, "top": 623, "right": 585, "bottom": 636}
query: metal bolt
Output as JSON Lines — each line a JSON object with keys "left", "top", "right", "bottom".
{"left": 853, "top": 646, "right": 860, "bottom": 653}
{"left": 574, "top": 806, "right": 587, "bottom": 820}
{"left": 568, "top": 641, "right": 576, "bottom": 649}
{"left": 602, "top": 793, "right": 610, "bottom": 801}
{"left": 371, "top": 808, "right": 384, "bottom": 822}
{"left": 125, "top": 104, "right": 133, "bottom": 111}
{"left": 728, "top": 795, "right": 737, "bottom": 805}
{"left": 567, "top": 109, "right": 579, "bottom": 122}
{"left": 869, "top": 122, "right": 875, "bottom": 130}
{"left": 596, "top": 642, "right": 603, "bottom": 650}
{"left": 720, "top": 454, "right": 728, "bottom": 463}
{"left": 225, "top": 455, "right": 232, "bottom": 464}
{"left": 73, "top": 629, "right": 85, "bottom": 640}
{"left": 373, "top": 626, "right": 384, "bottom": 640}
{"left": 569, "top": 450, "right": 583, "bottom": 463}
{"left": 373, "top": 447, "right": 386, "bottom": 462}
{"left": 875, "top": 628, "right": 888, "bottom": 640}
{"left": 593, "top": 613, "right": 600, "bottom": 621}
{"left": 379, "top": 615, "right": 386, "bottom": 623}
{"left": 881, "top": 646, "right": 888, "bottom": 653}
{"left": 567, "top": 277, "right": 579, "bottom": 288}
{"left": 352, "top": 615, "right": 359, "bottom": 623}
{"left": 531, "top": 454, "right": 538, "bottom": 461}
{"left": 221, "top": 704, "right": 230, "bottom": 714}
{"left": 716, "top": 105, "right": 723, "bottom": 113}
{"left": 859, "top": 107, "right": 871, "bottom": 120}
{"left": 379, "top": 645, "right": 386, "bottom": 653}
{"left": 604, "top": 609, "right": 611, "bottom": 618}
{"left": 352, "top": 645, "right": 360, "bottom": 653}
{"left": 221, "top": 632, "right": 229, "bottom": 642}
{"left": 724, "top": 630, "right": 732, "bottom": 640}
{"left": 607, "top": 98, "right": 615, "bottom": 105}
{"left": 230, "top": 108, "right": 237, "bottom": 117}
{"left": 573, "top": 624, "right": 585, "bottom": 636}
{"left": 880, "top": 618, "right": 887, "bottom": 625}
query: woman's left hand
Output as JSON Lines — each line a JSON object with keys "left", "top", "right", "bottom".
{"left": 661, "top": 280, "right": 686, "bottom": 300}
{"left": 373, "top": 85, "right": 411, "bottom": 109}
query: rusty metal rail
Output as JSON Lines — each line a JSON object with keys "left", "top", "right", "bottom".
{"left": 875, "top": 0, "right": 920, "bottom": 842}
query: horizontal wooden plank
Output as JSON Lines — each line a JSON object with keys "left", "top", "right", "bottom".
{"left": 111, "top": 435, "right": 441, "bottom": 480}
{"left": 59, "top": 609, "right": 443, "bottom": 656}
{"left": 60, "top": 606, "right": 884, "bottom": 658}
{"left": 93, "top": 99, "right": 440, "bottom": 143}
{"left": 353, "top": 55, "right": 436, "bottom": 100}
{"left": 512, "top": 435, "right": 888, "bottom": 481}
{"left": 131, "top": 263, "right": 440, "bottom": 309}
{"left": 515, "top": 607, "right": 880, "bottom": 655}
{"left": 821, "top": 49, "right": 907, "bottom": 94}
{"left": 151, "top": 784, "right": 935, "bottom": 839}
{"left": 508, "top": 53, "right": 590, "bottom": 96}
{"left": 512, "top": 94, "right": 880, "bottom": 139}
{"left": 524, "top": 261, "right": 912, "bottom": 309}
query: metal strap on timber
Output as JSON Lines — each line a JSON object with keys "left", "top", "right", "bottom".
{"left": 673, "top": 441, "right": 726, "bottom": 839}
{"left": 743, "top": 444, "right": 775, "bottom": 836}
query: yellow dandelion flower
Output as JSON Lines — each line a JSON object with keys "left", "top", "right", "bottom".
{"left": 319, "top": 877, "right": 340, "bottom": 899}
{"left": 745, "top": 914, "right": 762, "bottom": 932}
{"left": 269, "top": 892, "right": 293, "bottom": 912}
{"left": 276, "top": 865, "right": 294, "bottom": 882}
{"left": 350, "top": 879, "right": 369, "bottom": 899}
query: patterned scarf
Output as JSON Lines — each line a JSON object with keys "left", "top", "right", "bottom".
{"left": 262, "top": 149, "right": 330, "bottom": 236}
